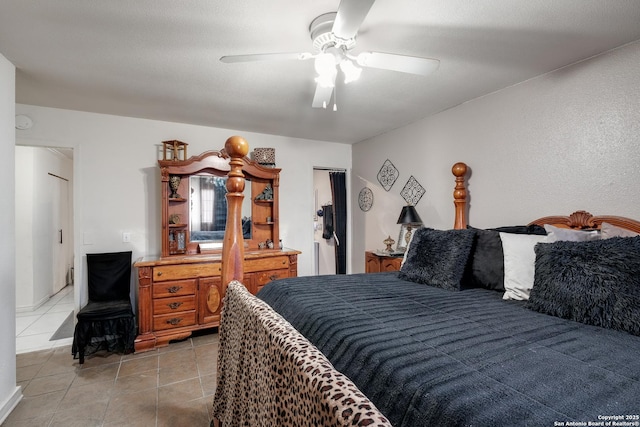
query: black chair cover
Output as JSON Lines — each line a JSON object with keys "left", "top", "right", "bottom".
{"left": 72, "top": 251, "right": 136, "bottom": 363}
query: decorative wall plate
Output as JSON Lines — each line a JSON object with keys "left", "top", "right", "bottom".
{"left": 358, "top": 187, "right": 374, "bottom": 211}
{"left": 400, "top": 176, "right": 425, "bottom": 205}
{"left": 377, "top": 159, "right": 399, "bottom": 192}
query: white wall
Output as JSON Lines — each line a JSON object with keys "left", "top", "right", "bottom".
{"left": 14, "top": 105, "right": 352, "bottom": 309}
{"left": 0, "top": 53, "right": 21, "bottom": 425}
{"left": 352, "top": 40, "right": 640, "bottom": 272}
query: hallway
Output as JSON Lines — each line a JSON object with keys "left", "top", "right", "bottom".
{"left": 15, "top": 286, "right": 74, "bottom": 354}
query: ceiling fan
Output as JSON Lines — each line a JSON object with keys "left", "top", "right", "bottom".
{"left": 220, "top": 0, "right": 440, "bottom": 110}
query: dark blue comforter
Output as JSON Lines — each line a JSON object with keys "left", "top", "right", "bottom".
{"left": 257, "top": 272, "right": 640, "bottom": 427}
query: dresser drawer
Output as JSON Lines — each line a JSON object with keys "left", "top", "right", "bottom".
{"left": 153, "top": 263, "right": 221, "bottom": 281}
{"left": 153, "top": 310, "right": 196, "bottom": 331}
{"left": 254, "top": 269, "right": 289, "bottom": 287}
{"left": 245, "top": 256, "right": 289, "bottom": 273}
{"left": 152, "top": 279, "right": 196, "bottom": 299}
{"left": 153, "top": 295, "right": 196, "bottom": 315}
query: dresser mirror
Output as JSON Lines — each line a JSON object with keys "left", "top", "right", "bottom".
{"left": 189, "top": 175, "right": 252, "bottom": 242}
{"left": 159, "top": 149, "right": 280, "bottom": 257}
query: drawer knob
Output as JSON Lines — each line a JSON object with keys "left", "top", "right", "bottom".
{"left": 166, "top": 318, "right": 182, "bottom": 326}
{"left": 269, "top": 274, "right": 278, "bottom": 281}
{"left": 167, "top": 302, "right": 183, "bottom": 310}
{"left": 157, "top": 271, "right": 163, "bottom": 276}
{"left": 167, "top": 286, "right": 182, "bottom": 293}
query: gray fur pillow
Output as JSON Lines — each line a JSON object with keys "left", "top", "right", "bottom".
{"left": 526, "top": 236, "right": 640, "bottom": 336}
{"left": 399, "top": 228, "right": 476, "bottom": 291}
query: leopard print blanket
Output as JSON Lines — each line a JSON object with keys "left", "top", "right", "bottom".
{"left": 211, "top": 281, "right": 392, "bottom": 427}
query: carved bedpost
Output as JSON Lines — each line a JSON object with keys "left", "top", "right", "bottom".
{"left": 221, "top": 136, "right": 249, "bottom": 290}
{"left": 452, "top": 162, "right": 468, "bottom": 230}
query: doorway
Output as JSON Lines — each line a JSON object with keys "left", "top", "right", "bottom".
{"left": 15, "top": 145, "right": 75, "bottom": 353}
{"left": 313, "top": 168, "right": 347, "bottom": 275}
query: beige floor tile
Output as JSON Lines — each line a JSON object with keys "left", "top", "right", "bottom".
{"left": 102, "top": 389, "right": 158, "bottom": 425}
{"left": 79, "top": 350, "right": 123, "bottom": 367}
{"left": 113, "top": 369, "right": 159, "bottom": 395}
{"left": 0, "top": 412, "right": 54, "bottom": 427}
{"left": 22, "top": 371, "right": 75, "bottom": 397}
{"left": 15, "top": 363, "right": 42, "bottom": 383}
{"left": 71, "top": 362, "right": 120, "bottom": 387}
{"left": 8, "top": 333, "right": 221, "bottom": 426}
{"left": 156, "top": 396, "right": 212, "bottom": 427}
{"left": 15, "top": 349, "right": 53, "bottom": 368}
{"left": 37, "top": 353, "right": 79, "bottom": 377}
{"left": 159, "top": 359, "right": 200, "bottom": 386}
{"left": 192, "top": 330, "right": 219, "bottom": 347}
{"left": 4, "top": 390, "right": 65, "bottom": 421}
{"left": 158, "top": 377, "right": 204, "bottom": 406}
{"left": 121, "top": 348, "right": 159, "bottom": 361}
{"left": 60, "top": 379, "right": 114, "bottom": 408}
{"left": 49, "top": 400, "right": 108, "bottom": 427}
{"left": 159, "top": 347, "right": 196, "bottom": 367}
{"left": 200, "top": 372, "right": 217, "bottom": 397}
{"left": 118, "top": 354, "right": 159, "bottom": 378}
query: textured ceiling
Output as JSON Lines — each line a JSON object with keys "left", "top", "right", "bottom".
{"left": 2, "top": 0, "right": 640, "bottom": 143}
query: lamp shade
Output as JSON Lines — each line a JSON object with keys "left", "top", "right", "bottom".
{"left": 397, "top": 205, "right": 423, "bottom": 225}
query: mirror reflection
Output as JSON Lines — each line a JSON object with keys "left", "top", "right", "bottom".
{"left": 189, "top": 175, "right": 252, "bottom": 242}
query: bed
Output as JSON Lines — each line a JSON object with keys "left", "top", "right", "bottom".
{"left": 211, "top": 137, "right": 640, "bottom": 426}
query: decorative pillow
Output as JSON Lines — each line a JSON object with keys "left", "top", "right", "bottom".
{"left": 499, "top": 232, "right": 548, "bottom": 300}
{"left": 544, "top": 224, "right": 600, "bottom": 242}
{"left": 527, "top": 237, "right": 640, "bottom": 336}
{"left": 466, "top": 224, "right": 547, "bottom": 291}
{"left": 600, "top": 222, "right": 640, "bottom": 239}
{"left": 398, "top": 228, "right": 476, "bottom": 291}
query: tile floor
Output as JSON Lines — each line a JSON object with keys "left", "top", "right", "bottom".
{"left": 5, "top": 331, "right": 219, "bottom": 426}
{"left": 16, "top": 285, "right": 75, "bottom": 354}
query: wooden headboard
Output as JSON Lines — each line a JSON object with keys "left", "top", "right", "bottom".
{"left": 530, "top": 210, "right": 640, "bottom": 233}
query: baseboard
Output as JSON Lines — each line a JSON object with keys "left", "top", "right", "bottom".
{"left": 0, "top": 386, "right": 23, "bottom": 425}
{"left": 16, "top": 295, "right": 49, "bottom": 313}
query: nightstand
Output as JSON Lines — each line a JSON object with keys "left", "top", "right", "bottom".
{"left": 365, "top": 251, "right": 403, "bottom": 273}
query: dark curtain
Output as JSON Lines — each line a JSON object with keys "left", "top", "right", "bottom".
{"left": 212, "top": 178, "right": 227, "bottom": 230}
{"left": 200, "top": 177, "right": 215, "bottom": 231}
{"left": 329, "top": 171, "right": 347, "bottom": 274}
{"left": 199, "top": 177, "right": 227, "bottom": 231}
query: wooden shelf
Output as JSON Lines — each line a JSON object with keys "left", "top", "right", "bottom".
{"left": 168, "top": 223, "right": 188, "bottom": 228}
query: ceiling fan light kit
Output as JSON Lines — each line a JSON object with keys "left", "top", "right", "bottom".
{"left": 220, "top": 0, "right": 439, "bottom": 110}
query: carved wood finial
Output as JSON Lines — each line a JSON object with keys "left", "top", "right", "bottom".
{"left": 221, "top": 136, "right": 249, "bottom": 289}
{"left": 452, "top": 162, "right": 468, "bottom": 230}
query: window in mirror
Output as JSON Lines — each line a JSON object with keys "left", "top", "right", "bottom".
{"left": 189, "top": 175, "right": 252, "bottom": 242}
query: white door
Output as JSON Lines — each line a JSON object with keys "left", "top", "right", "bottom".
{"left": 51, "top": 174, "right": 70, "bottom": 294}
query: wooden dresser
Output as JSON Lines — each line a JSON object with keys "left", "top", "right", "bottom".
{"left": 134, "top": 250, "right": 299, "bottom": 352}
{"left": 134, "top": 144, "right": 300, "bottom": 352}
{"left": 365, "top": 251, "right": 403, "bottom": 273}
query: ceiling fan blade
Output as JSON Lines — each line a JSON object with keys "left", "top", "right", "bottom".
{"left": 332, "top": 0, "right": 376, "bottom": 40}
{"left": 220, "top": 52, "right": 312, "bottom": 63}
{"left": 312, "top": 78, "right": 336, "bottom": 109}
{"left": 356, "top": 52, "right": 440, "bottom": 76}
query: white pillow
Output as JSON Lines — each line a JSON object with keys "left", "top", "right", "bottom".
{"left": 544, "top": 224, "right": 600, "bottom": 242}
{"left": 499, "top": 232, "right": 548, "bottom": 300}
{"left": 600, "top": 222, "right": 640, "bottom": 239}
